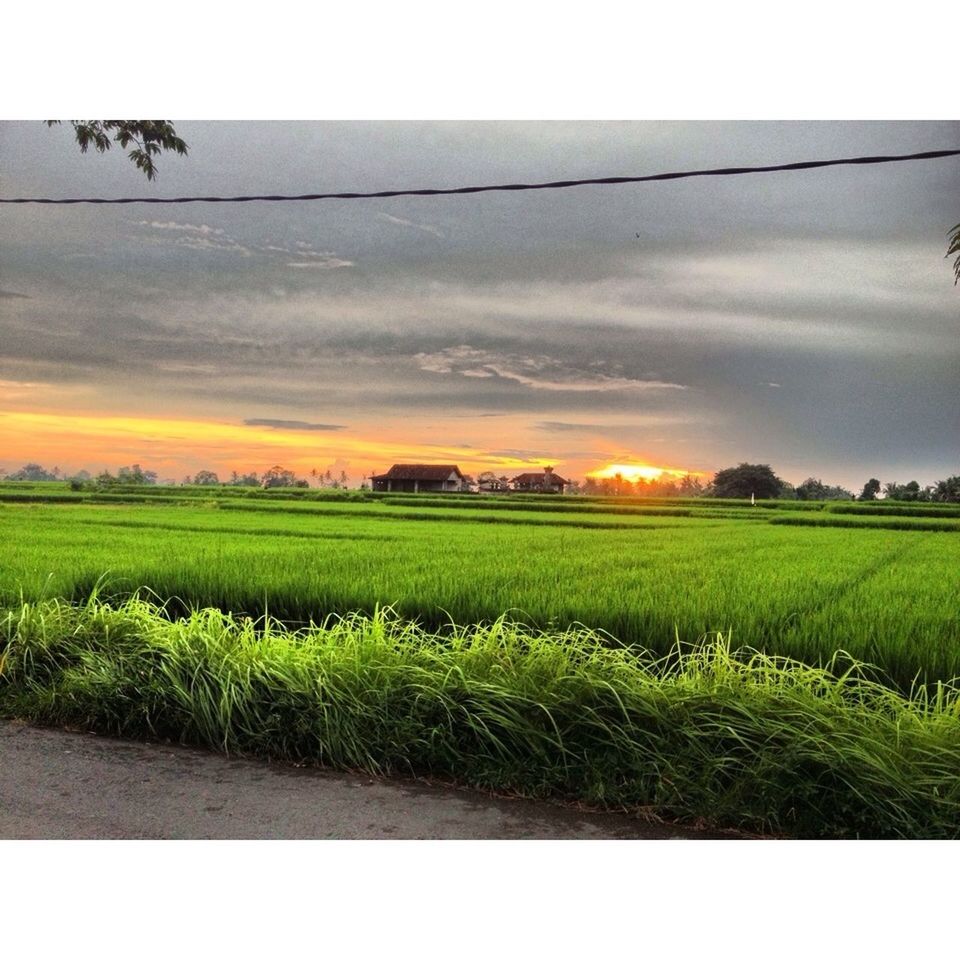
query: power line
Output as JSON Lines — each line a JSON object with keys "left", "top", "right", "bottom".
{"left": 1, "top": 149, "right": 958, "bottom": 205}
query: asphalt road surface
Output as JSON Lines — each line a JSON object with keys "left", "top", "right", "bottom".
{"left": 0, "top": 720, "right": 738, "bottom": 840}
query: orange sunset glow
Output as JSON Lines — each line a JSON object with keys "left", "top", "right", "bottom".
{"left": 589, "top": 463, "right": 699, "bottom": 482}
{"left": 0, "top": 407, "right": 707, "bottom": 486}
{"left": 0, "top": 409, "right": 601, "bottom": 482}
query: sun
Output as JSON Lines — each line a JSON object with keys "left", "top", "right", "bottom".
{"left": 589, "top": 463, "right": 691, "bottom": 482}
{"left": 594, "top": 463, "right": 665, "bottom": 482}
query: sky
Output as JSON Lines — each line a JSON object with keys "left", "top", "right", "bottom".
{"left": 1, "top": 120, "right": 958, "bottom": 489}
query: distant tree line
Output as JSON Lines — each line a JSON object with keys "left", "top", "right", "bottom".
{"left": 3, "top": 463, "right": 64, "bottom": 482}
{"left": 0, "top": 462, "right": 328, "bottom": 490}
{"left": 573, "top": 463, "right": 960, "bottom": 503}
{"left": 176, "top": 466, "right": 352, "bottom": 489}
{"left": 3, "top": 460, "right": 959, "bottom": 503}
{"left": 704, "top": 465, "right": 960, "bottom": 503}
{"left": 858, "top": 475, "right": 960, "bottom": 503}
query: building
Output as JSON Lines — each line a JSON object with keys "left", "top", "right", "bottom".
{"left": 476, "top": 473, "right": 511, "bottom": 494}
{"left": 371, "top": 464, "right": 468, "bottom": 493}
{"left": 510, "top": 466, "right": 569, "bottom": 494}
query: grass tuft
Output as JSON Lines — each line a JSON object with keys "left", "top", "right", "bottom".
{"left": 3, "top": 595, "right": 960, "bottom": 839}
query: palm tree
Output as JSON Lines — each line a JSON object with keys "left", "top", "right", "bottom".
{"left": 948, "top": 223, "right": 960, "bottom": 285}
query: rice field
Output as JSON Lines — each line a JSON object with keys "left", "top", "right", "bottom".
{"left": 1, "top": 482, "right": 958, "bottom": 836}
{"left": 2, "top": 484, "right": 958, "bottom": 686}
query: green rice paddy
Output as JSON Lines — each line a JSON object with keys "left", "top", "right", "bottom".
{"left": 1, "top": 482, "right": 958, "bottom": 836}
{"left": 2, "top": 484, "right": 957, "bottom": 689}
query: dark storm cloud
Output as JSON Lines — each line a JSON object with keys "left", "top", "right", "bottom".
{"left": 243, "top": 418, "right": 346, "bottom": 431}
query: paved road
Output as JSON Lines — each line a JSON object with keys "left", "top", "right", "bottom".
{"left": 0, "top": 720, "right": 736, "bottom": 839}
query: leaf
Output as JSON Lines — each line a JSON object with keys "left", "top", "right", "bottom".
{"left": 50, "top": 119, "right": 188, "bottom": 180}
{"left": 948, "top": 223, "right": 960, "bottom": 285}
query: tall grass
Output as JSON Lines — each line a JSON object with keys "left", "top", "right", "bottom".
{"left": 3, "top": 595, "right": 960, "bottom": 839}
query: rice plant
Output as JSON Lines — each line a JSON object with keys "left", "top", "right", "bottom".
{"left": 2, "top": 500, "right": 958, "bottom": 689}
{"left": 3, "top": 595, "right": 960, "bottom": 839}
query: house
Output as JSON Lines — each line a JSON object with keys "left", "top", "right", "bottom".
{"left": 476, "top": 472, "right": 510, "bottom": 494}
{"left": 371, "top": 464, "right": 468, "bottom": 493}
{"left": 510, "top": 466, "right": 569, "bottom": 494}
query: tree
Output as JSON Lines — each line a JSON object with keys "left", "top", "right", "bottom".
{"left": 884, "top": 480, "right": 926, "bottom": 502}
{"left": 261, "top": 465, "right": 298, "bottom": 488}
{"left": 796, "top": 477, "right": 855, "bottom": 501}
{"left": 311, "top": 468, "right": 336, "bottom": 488}
{"left": 66, "top": 469, "right": 92, "bottom": 492}
{"left": 610, "top": 472, "right": 633, "bottom": 497}
{"left": 656, "top": 479, "right": 680, "bottom": 498}
{"left": 859, "top": 478, "right": 881, "bottom": 501}
{"left": 708, "top": 463, "right": 783, "bottom": 499}
{"left": 948, "top": 222, "right": 960, "bottom": 285}
{"left": 580, "top": 476, "right": 601, "bottom": 496}
{"left": 778, "top": 480, "right": 798, "bottom": 500}
{"left": 46, "top": 121, "right": 188, "bottom": 181}
{"left": 228, "top": 471, "right": 260, "bottom": 487}
{"left": 117, "top": 463, "right": 157, "bottom": 485}
{"left": 192, "top": 470, "right": 220, "bottom": 486}
{"left": 795, "top": 477, "right": 827, "bottom": 501}
{"left": 5, "top": 462, "right": 59, "bottom": 481}
{"left": 310, "top": 468, "right": 352, "bottom": 490}
{"left": 476, "top": 471, "right": 507, "bottom": 492}
{"left": 932, "top": 475, "right": 960, "bottom": 503}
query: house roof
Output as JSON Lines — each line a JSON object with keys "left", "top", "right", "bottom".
{"left": 512, "top": 472, "right": 568, "bottom": 485}
{"left": 372, "top": 464, "right": 464, "bottom": 481}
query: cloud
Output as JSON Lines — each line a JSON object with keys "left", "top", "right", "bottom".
{"left": 377, "top": 213, "right": 445, "bottom": 239}
{"left": 244, "top": 418, "right": 347, "bottom": 431}
{"left": 134, "top": 219, "right": 251, "bottom": 256}
{"left": 135, "top": 220, "right": 225, "bottom": 236}
{"left": 174, "top": 236, "right": 252, "bottom": 255}
{"left": 132, "top": 225, "right": 352, "bottom": 266}
{"left": 486, "top": 365, "right": 684, "bottom": 393}
{"left": 486, "top": 450, "right": 553, "bottom": 464}
{"left": 264, "top": 239, "right": 356, "bottom": 269}
{"left": 0, "top": 378, "right": 44, "bottom": 402}
{"left": 0, "top": 378, "right": 41, "bottom": 388}
{"left": 535, "top": 421, "right": 607, "bottom": 432}
{"left": 286, "top": 258, "right": 354, "bottom": 269}
{"left": 133, "top": 230, "right": 353, "bottom": 267}
{"left": 413, "top": 345, "right": 686, "bottom": 393}
{"left": 535, "top": 416, "right": 707, "bottom": 436}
